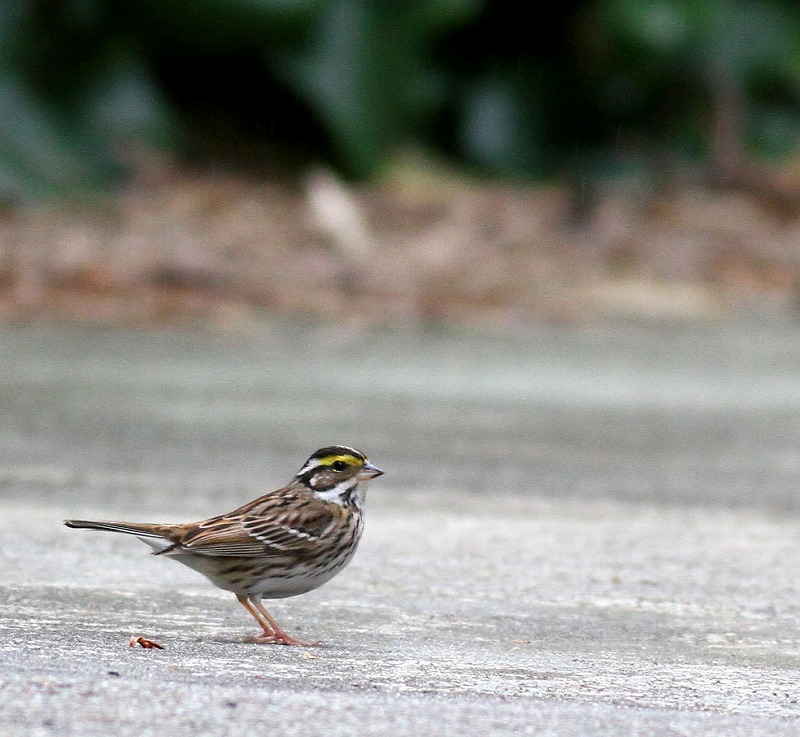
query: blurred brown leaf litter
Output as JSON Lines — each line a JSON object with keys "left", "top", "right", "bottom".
{"left": 2, "top": 165, "right": 800, "bottom": 328}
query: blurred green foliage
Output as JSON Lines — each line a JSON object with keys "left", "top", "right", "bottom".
{"left": 1, "top": 0, "right": 800, "bottom": 199}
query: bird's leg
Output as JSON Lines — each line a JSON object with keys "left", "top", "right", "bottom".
{"left": 250, "top": 597, "right": 319, "bottom": 647}
{"left": 236, "top": 594, "right": 276, "bottom": 640}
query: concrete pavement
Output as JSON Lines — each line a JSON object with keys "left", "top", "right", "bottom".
{"left": 1, "top": 322, "right": 800, "bottom": 735}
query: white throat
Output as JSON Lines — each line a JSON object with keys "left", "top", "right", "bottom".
{"left": 315, "top": 478, "right": 361, "bottom": 506}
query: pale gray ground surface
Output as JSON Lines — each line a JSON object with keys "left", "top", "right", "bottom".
{"left": 1, "top": 321, "right": 800, "bottom": 736}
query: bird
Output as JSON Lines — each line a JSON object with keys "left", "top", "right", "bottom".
{"left": 65, "top": 446, "right": 384, "bottom": 646}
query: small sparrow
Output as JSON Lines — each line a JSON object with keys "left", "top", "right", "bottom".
{"left": 65, "top": 446, "right": 383, "bottom": 646}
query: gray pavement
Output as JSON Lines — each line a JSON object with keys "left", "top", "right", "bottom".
{"left": 2, "top": 322, "right": 800, "bottom": 735}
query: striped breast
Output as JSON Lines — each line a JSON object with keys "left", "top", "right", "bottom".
{"left": 174, "top": 501, "right": 365, "bottom": 600}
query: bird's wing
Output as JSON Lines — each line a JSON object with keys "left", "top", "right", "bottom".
{"left": 173, "top": 498, "right": 337, "bottom": 558}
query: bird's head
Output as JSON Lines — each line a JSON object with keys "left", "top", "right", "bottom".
{"left": 295, "top": 446, "right": 384, "bottom": 503}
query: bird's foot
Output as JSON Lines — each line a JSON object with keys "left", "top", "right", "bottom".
{"left": 253, "top": 630, "right": 319, "bottom": 647}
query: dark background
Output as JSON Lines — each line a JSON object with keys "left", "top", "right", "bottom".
{"left": 4, "top": 0, "right": 799, "bottom": 194}
{"left": 1, "top": 0, "right": 800, "bottom": 327}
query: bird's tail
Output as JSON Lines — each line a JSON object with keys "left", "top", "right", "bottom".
{"left": 64, "top": 519, "right": 178, "bottom": 541}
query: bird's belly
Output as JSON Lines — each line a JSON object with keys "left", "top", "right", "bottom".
{"left": 255, "top": 567, "right": 343, "bottom": 599}
{"left": 168, "top": 545, "right": 359, "bottom": 599}
{"left": 254, "top": 548, "right": 360, "bottom": 599}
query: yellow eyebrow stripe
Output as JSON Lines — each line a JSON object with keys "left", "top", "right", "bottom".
{"left": 318, "top": 454, "right": 361, "bottom": 467}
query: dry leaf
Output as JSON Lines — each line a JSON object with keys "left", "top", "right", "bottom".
{"left": 129, "top": 636, "right": 164, "bottom": 649}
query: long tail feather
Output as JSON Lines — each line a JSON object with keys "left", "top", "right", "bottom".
{"left": 64, "top": 519, "right": 174, "bottom": 540}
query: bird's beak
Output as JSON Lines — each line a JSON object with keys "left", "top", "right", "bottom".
{"left": 358, "top": 461, "right": 384, "bottom": 480}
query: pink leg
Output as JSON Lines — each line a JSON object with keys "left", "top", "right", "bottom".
{"left": 237, "top": 595, "right": 276, "bottom": 639}
{"left": 251, "top": 598, "right": 319, "bottom": 647}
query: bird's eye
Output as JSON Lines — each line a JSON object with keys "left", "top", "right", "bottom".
{"left": 332, "top": 460, "right": 347, "bottom": 472}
